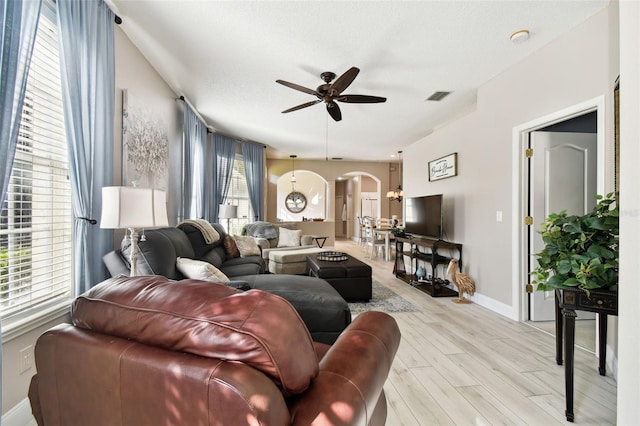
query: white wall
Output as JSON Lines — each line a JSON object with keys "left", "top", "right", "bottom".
{"left": 617, "top": 1, "right": 640, "bottom": 422}
{"left": 276, "top": 170, "right": 326, "bottom": 221}
{"left": 114, "top": 27, "right": 182, "bottom": 225}
{"left": 403, "top": 8, "right": 617, "bottom": 309}
{"left": 266, "top": 159, "right": 391, "bottom": 227}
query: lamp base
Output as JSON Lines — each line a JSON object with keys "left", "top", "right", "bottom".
{"left": 129, "top": 227, "right": 140, "bottom": 277}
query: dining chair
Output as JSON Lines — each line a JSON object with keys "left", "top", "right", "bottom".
{"left": 364, "top": 217, "right": 386, "bottom": 259}
{"left": 356, "top": 216, "right": 367, "bottom": 246}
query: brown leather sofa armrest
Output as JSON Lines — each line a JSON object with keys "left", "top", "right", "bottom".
{"left": 288, "top": 311, "right": 400, "bottom": 425}
{"left": 30, "top": 324, "right": 291, "bottom": 426}
{"left": 28, "top": 375, "right": 45, "bottom": 426}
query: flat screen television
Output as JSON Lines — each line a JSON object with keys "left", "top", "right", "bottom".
{"left": 404, "top": 194, "right": 443, "bottom": 240}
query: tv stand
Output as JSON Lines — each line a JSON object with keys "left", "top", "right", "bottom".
{"left": 393, "top": 235, "right": 463, "bottom": 297}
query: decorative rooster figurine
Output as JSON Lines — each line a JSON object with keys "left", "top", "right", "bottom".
{"left": 447, "top": 259, "right": 475, "bottom": 304}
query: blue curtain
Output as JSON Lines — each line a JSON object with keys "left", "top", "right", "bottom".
{"left": 209, "top": 134, "right": 236, "bottom": 222}
{"left": 181, "top": 104, "right": 197, "bottom": 219}
{"left": 241, "top": 142, "right": 265, "bottom": 221}
{"left": 195, "top": 121, "right": 207, "bottom": 218}
{"left": 0, "top": 0, "right": 41, "bottom": 207}
{"left": 0, "top": 0, "right": 42, "bottom": 412}
{"left": 57, "top": 0, "right": 115, "bottom": 294}
{"left": 181, "top": 103, "right": 207, "bottom": 219}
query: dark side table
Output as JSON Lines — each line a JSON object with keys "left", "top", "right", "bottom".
{"left": 555, "top": 288, "right": 618, "bottom": 422}
{"left": 312, "top": 236, "right": 328, "bottom": 248}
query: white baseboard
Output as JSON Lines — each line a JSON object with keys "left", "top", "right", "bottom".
{"left": 606, "top": 344, "right": 618, "bottom": 380}
{"left": 467, "top": 291, "right": 515, "bottom": 319}
{"left": 3, "top": 398, "right": 35, "bottom": 426}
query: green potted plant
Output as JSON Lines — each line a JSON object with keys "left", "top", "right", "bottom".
{"left": 531, "top": 193, "right": 619, "bottom": 295}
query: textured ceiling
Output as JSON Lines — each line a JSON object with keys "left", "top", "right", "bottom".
{"left": 108, "top": 0, "right": 608, "bottom": 161}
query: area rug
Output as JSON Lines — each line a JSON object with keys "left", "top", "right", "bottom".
{"left": 348, "top": 280, "right": 417, "bottom": 315}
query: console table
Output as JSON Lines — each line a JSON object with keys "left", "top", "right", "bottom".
{"left": 393, "top": 235, "right": 462, "bottom": 297}
{"left": 555, "top": 287, "right": 618, "bottom": 422}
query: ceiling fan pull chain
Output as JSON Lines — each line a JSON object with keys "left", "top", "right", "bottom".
{"left": 325, "top": 113, "right": 329, "bottom": 161}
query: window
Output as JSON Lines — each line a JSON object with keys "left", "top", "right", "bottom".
{"left": 225, "top": 155, "right": 252, "bottom": 235}
{"left": 0, "top": 4, "right": 72, "bottom": 324}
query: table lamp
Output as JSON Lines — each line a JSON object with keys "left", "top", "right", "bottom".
{"left": 219, "top": 204, "right": 238, "bottom": 233}
{"left": 100, "top": 186, "right": 169, "bottom": 276}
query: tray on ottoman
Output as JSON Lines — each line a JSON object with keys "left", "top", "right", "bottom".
{"left": 307, "top": 253, "right": 372, "bottom": 302}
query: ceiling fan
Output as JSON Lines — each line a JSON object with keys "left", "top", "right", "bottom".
{"left": 276, "top": 67, "right": 386, "bottom": 122}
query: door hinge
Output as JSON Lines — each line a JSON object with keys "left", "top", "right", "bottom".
{"left": 525, "top": 216, "right": 533, "bottom": 226}
{"left": 525, "top": 148, "right": 533, "bottom": 158}
{"left": 526, "top": 284, "right": 534, "bottom": 293}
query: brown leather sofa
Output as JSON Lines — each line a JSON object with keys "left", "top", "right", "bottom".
{"left": 28, "top": 276, "right": 401, "bottom": 425}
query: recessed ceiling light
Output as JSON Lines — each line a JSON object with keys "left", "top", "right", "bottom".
{"left": 510, "top": 29, "right": 530, "bottom": 43}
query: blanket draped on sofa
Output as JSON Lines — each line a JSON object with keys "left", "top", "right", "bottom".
{"left": 178, "top": 219, "right": 220, "bottom": 244}
{"left": 243, "top": 221, "right": 278, "bottom": 239}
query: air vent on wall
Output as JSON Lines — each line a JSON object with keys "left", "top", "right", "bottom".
{"left": 426, "top": 91, "right": 452, "bottom": 101}
{"left": 331, "top": 157, "right": 343, "bottom": 160}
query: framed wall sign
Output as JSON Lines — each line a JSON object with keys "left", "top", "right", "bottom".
{"left": 428, "top": 153, "right": 457, "bottom": 181}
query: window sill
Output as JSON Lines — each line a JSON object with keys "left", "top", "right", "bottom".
{"left": 1, "top": 300, "right": 72, "bottom": 343}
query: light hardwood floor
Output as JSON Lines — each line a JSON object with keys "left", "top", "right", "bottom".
{"left": 334, "top": 239, "right": 617, "bottom": 426}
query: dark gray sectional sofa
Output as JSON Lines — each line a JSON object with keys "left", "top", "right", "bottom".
{"left": 102, "top": 222, "right": 351, "bottom": 344}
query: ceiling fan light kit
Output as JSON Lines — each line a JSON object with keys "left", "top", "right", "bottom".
{"left": 276, "top": 67, "right": 386, "bottom": 122}
{"left": 510, "top": 29, "right": 530, "bottom": 43}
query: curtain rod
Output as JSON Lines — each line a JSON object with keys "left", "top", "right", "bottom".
{"left": 176, "top": 96, "right": 266, "bottom": 148}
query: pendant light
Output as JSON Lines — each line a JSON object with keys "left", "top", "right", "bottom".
{"left": 290, "top": 155, "right": 297, "bottom": 189}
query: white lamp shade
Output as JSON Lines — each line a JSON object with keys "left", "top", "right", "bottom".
{"left": 218, "top": 204, "right": 238, "bottom": 219}
{"left": 100, "top": 187, "right": 169, "bottom": 229}
{"left": 152, "top": 189, "right": 169, "bottom": 227}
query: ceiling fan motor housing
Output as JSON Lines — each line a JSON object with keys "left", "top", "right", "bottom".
{"left": 320, "top": 71, "right": 336, "bottom": 83}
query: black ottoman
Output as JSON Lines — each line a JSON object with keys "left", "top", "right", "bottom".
{"left": 306, "top": 254, "right": 372, "bottom": 302}
{"left": 232, "top": 274, "right": 352, "bottom": 345}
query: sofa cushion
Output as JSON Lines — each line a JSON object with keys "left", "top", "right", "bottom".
{"left": 176, "top": 257, "right": 230, "bottom": 282}
{"left": 178, "top": 222, "right": 220, "bottom": 258}
{"left": 277, "top": 227, "right": 302, "bottom": 247}
{"left": 198, "top": 246, "right": 226, "bottom": 269}
{"left": 223, "top": 234, "right": 241, "bottom": 258}
{"left": 72, "top": 276, "right": 319, "bottom": 396}
{"left": 234, "top": 236, "right": 261, "bottom": 257}
{"left": 123, "top": 228, "right": 195, "bottom": 279}
{"left": 177, "top": 219, "right": 221, "bottom": 244}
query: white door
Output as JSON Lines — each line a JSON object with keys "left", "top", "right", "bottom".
{"left": 335, "top": 195, "right": 344, "bottom": 236}
{"left": 529, "top": 131, "right": 597, "bottom": 321}
{"left": 361, "top": 193, "right": 378, "bottom": 218}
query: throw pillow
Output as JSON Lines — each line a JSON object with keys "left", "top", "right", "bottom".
{"left": 223, "top": 234, "right": 241, "bottom": 258}
{"left": 277, "top": 227, "right": 302, "bottom": 248}
{"left": 233, "top": 236, "right": 261, "bottom": 257}
{"left": 176, "top": 257, "right": 230, "bottom": 282}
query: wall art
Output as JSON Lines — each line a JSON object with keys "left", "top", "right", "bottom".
{"left": 428, "top": 152, "right": 457, "bottom": 181}
{"left": 122, "top": 89, "right": 169, "bottom": 190}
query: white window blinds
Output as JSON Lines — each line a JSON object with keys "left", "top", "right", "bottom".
{"left": 225, "top": 155, "right": 252, "bottom": 235}
{"left": 0, "top": 8, "right": 73, "bottom": 321}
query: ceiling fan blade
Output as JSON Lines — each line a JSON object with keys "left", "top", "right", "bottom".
{"left": 329, "top": 67, "right": 359, "bottom": 96}
{"left": 337, "top": 94, "right": 387, "bottom": 103}
{"left": 326, "top": 101, "right": 342, "bottom": 122}
{"left": 281, "top": 100, "right": 321, "bottom": 113}
{"left": 276, "top": 79, "right": 319, "bottom": 96}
